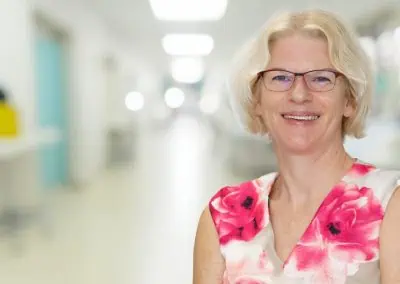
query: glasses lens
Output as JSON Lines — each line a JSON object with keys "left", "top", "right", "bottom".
{"left": 305, "top": 70, "right": 336, "bottom": 91}
{"left": 263, "top": 70, "right": 294, "bottom": 91}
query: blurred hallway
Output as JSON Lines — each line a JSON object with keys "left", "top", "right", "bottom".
{"left": 1, "top": 1, "right": 400, "bottom": 283}
{"left": 0, "top": 115, "right": 247, "bottom": 284}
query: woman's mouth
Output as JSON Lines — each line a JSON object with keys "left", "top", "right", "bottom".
{"left": 282, "top": 114, "right": 320, "bottom": 121}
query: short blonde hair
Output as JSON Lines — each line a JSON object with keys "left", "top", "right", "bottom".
{"left": 227, "top": 9, "right": 373, "bottom": 139}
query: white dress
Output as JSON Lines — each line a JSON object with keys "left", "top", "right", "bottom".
{"left": 209, "top": 160, "right": 400, "bottom": 283}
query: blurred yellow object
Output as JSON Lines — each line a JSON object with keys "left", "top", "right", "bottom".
{"left": 0, "top": 102, "right": 18, "bottom": 138}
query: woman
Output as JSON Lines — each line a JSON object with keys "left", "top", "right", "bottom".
{"left": 193, "top": 9, "right": 400, "bottom": 284}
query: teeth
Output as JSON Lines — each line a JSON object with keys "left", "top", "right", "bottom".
{"left": 283, "top": 115, "right": 319, "bottom": 121}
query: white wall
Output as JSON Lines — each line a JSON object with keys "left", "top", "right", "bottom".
{"left": 32, "top": 0, "right": 144, "bottom": 185}
{"left": 0, "top": 0, "right": 36, "bottom": 137}
{"left": 0, "top": 0, "right": 39, "bottom": 208}
{"left": 0, "top": 0, "right": 141, "bottom": 189}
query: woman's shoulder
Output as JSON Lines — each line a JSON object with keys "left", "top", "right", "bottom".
{"left": 349, "top": 160, "right": 400, "bottom": 211}
{"left": 208, "top": 172, "right": 277, "bottom": 208}
{"left": 207, "top": 172, "right": 276, "bottom": 245}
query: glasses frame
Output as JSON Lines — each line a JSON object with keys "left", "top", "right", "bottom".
{"left": 257, "top": 68, "right": 344, "bottom": 92}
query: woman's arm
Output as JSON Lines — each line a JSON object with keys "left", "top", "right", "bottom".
{"left": 380, "top": 185, "right": 400, "bottom": 283}
{"left": 193, "top": 207, "right": 225, "bottom": 284}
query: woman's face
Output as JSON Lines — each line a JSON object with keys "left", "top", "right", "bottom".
{"left": 255, "top": 33, "right": 354, "bottom": 154}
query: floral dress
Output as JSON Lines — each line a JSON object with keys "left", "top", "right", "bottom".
{"left": 209, "top": 161, "right": 400, "bottom": 283}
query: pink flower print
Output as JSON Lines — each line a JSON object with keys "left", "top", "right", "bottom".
{"left": 234, "top": 279, "right": 268, "bottom": 284}
{"left": 224, "top": 248, "right": 274, "bottom": 284}
{"left": 348, "top": 162, "right": 375, "bottom": 177}
{"left": 284, "top": 183, "right": 383, "bottom": 283}
{"left": 210, "top": 181, "right": 267, "bottom": 245}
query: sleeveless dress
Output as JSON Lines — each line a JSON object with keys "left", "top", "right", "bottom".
{"left": 209, "top": 160, "right": 400, "bottom": 283}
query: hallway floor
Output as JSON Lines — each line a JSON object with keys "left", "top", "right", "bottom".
{"left": 0, "top": 115, "right": 246, "bottom": 284}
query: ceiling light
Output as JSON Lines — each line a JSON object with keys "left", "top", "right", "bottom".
{"left": 164, "top": 87, "right": 185, "bottom": 109}
{"left": 171, "top": 57, "right": 204, "bottom": 84}
{"left": 125, "top": 91, "right": 144, "bottom": 111}
{"left": 149, "top": 0, "right": 228, "bottom": 21}
{"left": 162, "top": 34, "right": 214, "bottom": 56}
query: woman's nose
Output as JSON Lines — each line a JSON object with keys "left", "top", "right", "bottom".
{"left": 288, "top": 76, "right": 312, "bottom": 103}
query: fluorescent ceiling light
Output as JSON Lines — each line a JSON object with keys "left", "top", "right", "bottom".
{"left": 149, "top": 0, "right": 228, "bottom": 21}
{"left": 164, "top": 87, "right": 185, "bottom": 109}
{"left": 125, "top": 91, "right": 144, "bottom": 111}
{"left": 162, "top": 34, "right": 214, "bottom": 56}
{"left": 171, "top": 57, "right": 204, "bottom": 84}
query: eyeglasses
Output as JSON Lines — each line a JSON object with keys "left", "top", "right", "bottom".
{"left": 257, "top": 68, "right": 343, "bottom": 92}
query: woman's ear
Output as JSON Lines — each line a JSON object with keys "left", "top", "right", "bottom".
{"left": 343, "top": 95, "right": 356, "bottom": 118}
{"left": 255, "top": 101, "right": 262, "bottom": 115}
{"left": 253, "top": 81, "right": 263, "bottom": 115}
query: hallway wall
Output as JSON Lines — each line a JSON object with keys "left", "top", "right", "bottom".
{"left": 0, "top": 0, "right": 141, "bottom": 188}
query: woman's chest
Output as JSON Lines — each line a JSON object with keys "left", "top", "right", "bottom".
{"left": 222, "top": 194, "right": 384, "bottom": 284}
{"left": 268, "top": 199, "right": 321, "bottom": 265}
{"left": 222, "top": 225, "right": 381, "bottom": 284}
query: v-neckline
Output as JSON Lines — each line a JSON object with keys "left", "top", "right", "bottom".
{"left": 265, "top": 159, "right": 360, "bottom": 268}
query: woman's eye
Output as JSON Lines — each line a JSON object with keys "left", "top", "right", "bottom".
{"left": 273, "top": 75, "right": 290, "bottom": 81}
{"left": 314, "top": 76, "right": 331, "bottom": 82}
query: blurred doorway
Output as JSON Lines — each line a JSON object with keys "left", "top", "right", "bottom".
{"left": 33, "top": 15, "right": 70, "bottom": 190}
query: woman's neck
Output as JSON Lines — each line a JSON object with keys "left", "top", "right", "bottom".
{"left": 271, "top": 143, "right": 354, "bottom": 208}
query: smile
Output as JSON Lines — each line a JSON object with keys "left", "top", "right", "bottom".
{"left": 282, "top": 114, "right": 320, "bottom": 121}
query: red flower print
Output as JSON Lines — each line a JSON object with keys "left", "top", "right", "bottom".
{"left": 284, "top": 183, "right": 384, "bottom": 283}
{"left": 348, "top": 162, "right": 375, "bottom": 177}
{"left": 209, "top": 180, "right": 267, "bottom": 245}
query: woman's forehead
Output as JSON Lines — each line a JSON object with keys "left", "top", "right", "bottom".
{"left": 267, "top": 34, "right": 333, "bottom": 71}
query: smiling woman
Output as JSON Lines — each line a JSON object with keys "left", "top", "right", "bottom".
{"left": 193, "top": 9, "right": 400, "bottom": 284}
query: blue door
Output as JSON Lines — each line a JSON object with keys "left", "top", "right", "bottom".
{"left": 34, "top": 33, "right": 69, "bottom": 190}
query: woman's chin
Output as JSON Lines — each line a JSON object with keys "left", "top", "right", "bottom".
{"left": 273, "top": 136, "right": 318, "bottom": 155}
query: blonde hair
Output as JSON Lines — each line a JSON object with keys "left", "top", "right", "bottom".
{"left": 228, "top": 9, "right": 373, "bottom": 139}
